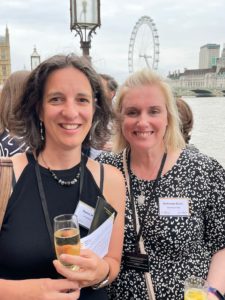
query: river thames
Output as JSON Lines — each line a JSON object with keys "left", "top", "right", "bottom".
{"left": 182, "top": 96, "right": 225, "bottom": 168}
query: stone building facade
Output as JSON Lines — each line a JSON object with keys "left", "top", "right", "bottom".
{"left": 168, "top": 44, "right": 225, "bottom": 91}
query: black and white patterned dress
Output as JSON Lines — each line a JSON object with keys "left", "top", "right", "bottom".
{"left": 97, "top": 149, "right": 225, "bottom": 300}
{"left": 0, "top": 129, "right": 28, "bottom": 157}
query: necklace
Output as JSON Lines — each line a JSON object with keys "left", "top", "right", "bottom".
{"left": 132, "top": 152, "right": 167, "bottom": 205}
{"left": 40, "top": 153, "right": 80, "bottom": 187}
{"left": 137, "top": 180, "right": 146, "bottom": 205}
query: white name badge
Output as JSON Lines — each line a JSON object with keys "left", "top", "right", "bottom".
{"left": 75, "top": 201, "right": 95, "bottom": 229}
{"left": 159, "top": 197, "right": 190, "bottom": 217}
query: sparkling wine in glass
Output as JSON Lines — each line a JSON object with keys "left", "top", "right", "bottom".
{"left": 54, "top": 214, "right": 80, "bottom": 271}
{"left": 184, "top": 276, "right": 208, "bottom": 300}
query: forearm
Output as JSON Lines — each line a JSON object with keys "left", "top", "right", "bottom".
{"left": 0, "top": 279, "right": 23, "bottom": 300}
{"left": 0, "top": 277, "right": 80, "bottom": 300}
{"left": 104, "top": 256, "right": 120, "bottom": 283}
{"left": 89, "top": 256, "right": 120, "bottom": 290}
{"left": 207, "top": 249, "right": 225, "bottom": 295}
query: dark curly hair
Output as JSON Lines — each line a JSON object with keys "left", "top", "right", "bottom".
{"left": 13, "top": 54, "right": 112, "bottom": 154}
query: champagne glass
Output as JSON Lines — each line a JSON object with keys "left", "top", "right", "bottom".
{"left": 54, "top": 214, "right": 80, "bottom": 271}
{"left": 184, "top": 276, "right": 208, "bottom": 300}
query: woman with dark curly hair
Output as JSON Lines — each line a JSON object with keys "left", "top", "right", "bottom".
{"left": 0, "top": 54, "right": 125, "bottom": 300}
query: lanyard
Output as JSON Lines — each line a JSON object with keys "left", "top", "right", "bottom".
{"left": 35, "top": 155, "right": 85, "bottom": 251}
{"left": 125, "top": 149, "right": 167, "bottom": 252}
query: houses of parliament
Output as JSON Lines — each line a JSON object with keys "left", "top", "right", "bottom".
{"left": 0, "top": 26, "right": 41, "bottom": 89}
{"left": 0, "top": 26, "right": 11, "bottom": 86}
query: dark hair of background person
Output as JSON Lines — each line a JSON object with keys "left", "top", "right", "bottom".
{"left": 99, "top": 73, "right": 118, "bottom": 94}
{"left": 0, "top": 70, "right": 30, "bottom": 135}
{"left": 176, "top": 98, "right": 194, "bottom": 144}
{"left": 12, "top": 54, "right": 113, "bottom": 154}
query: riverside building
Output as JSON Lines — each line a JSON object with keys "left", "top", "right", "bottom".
{"left": 168, "top": 44, "right": 225, "bottom": 93}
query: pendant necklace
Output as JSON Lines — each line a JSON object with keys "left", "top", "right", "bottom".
{"left": 135, "top": 154, "right": 166, "bottom": 205}
{"left": 137, "top": 180, "right": 146, "bottom": 205}
{"left": 40, "top": 153, "right": 80, "bottom": 187}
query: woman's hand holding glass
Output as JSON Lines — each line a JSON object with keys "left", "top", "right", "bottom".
{"left": 54, "top": 214, "right": 80, "bottom": 271}
{"left": 53, "top": 248, "right": 110, "bottom": 288}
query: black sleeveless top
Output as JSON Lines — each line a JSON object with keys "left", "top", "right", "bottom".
{"left": 0, "top": 153, "right": 108, "bottom": 299}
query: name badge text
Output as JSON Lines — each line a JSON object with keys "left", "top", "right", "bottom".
{"left": 159, "top": 197, "right": 190, "bottom": 217}
{"left": 75, "top": 200, "right": 95, "bottom": 229}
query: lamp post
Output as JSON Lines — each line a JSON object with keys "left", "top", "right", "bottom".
{"left": 70, "top": 0, "right": 101, "bottom": 59}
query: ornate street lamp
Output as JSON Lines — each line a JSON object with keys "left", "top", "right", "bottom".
{"left": 70, "top": 0, "right": 101, "bottom": 59}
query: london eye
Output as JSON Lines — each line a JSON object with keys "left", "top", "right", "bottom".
{"left": 128, "top": 16, "right": 160, "bottom": 73}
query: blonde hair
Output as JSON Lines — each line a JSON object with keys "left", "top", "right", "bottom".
{"left": 112, "top": 69, "right": 185, "bottom": 152}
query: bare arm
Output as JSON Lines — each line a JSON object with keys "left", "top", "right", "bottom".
{"left": 101, "top": 163, "right": 126, "bottom": 282}
{"left": 0, "top": 278, "right": 80, "bottom": 300}
{"left": 207, "top": 249, "right": 225, "bottom": 299}
{"left": 10, "top": 152, "right": 28, "bottom": 181}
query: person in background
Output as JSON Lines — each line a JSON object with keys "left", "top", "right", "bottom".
{"left": 84, "top": 73, "right": 119, "bottom": 159}
{"left": 0, "top": 70, "right": 30, "bottom": 156}
{"left": 99, "top": 73, "right": 118, "bottom": 106}
{"left": 176, "top": 97, "right": 193, "bottom": 144}
{"left": 97, "top": 69, "right": 225, "bottom": 300}
{"left": 176, "top": 97, "right": 198, "bottom": 152}
{"left": 0, "top": 54, "right": 126, "bottom": 300}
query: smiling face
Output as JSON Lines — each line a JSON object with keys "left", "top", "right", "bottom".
{"left": 121, "top": 84, "right": 168, "bottom": 153}
{"left": 40, "top": 67, "right": 94, "bottom": 152}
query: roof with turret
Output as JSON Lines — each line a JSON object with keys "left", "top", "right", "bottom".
{"left": 182, "top": 66, "right": 216, "bottom": 75}
{"left": 168, "top": 66, "right": 217, "bottom": 79}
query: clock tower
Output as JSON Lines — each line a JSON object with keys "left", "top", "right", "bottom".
{"left": 30, "top": 46, "right": 41, "bottom": 70}
{"left": 0, "top": 26, "right": 11, "bottom": 85}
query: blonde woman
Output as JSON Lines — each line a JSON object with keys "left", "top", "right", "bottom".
{"left": 98, "top": 69, "right": 225, "bottom": 300}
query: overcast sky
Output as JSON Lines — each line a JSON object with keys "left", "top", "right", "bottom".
{"left": 0, "top": 0, "right": 225, "bottom": 83}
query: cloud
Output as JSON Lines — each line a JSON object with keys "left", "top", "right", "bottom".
{"left": 0, "top": 0, "right": 224, "bottom": 82}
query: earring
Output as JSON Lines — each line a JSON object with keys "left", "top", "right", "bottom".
{"left": 40, "top": 121, "right": 45, "bottom": 141}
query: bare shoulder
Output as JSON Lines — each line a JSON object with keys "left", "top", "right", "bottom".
{"left": 10, "top": 152, "right": 28, "bottom": 165}
{"left": 87, "top": 158, "right": 125, "bottom": 206}
{"left": 103, "top": 163, "right": 124, "bottom": 181}
{"left": 87, "top": 158, "right": 124, "bottom": 185}
{"left": 10, "top": 153, "right": 29, "bottom": 181}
